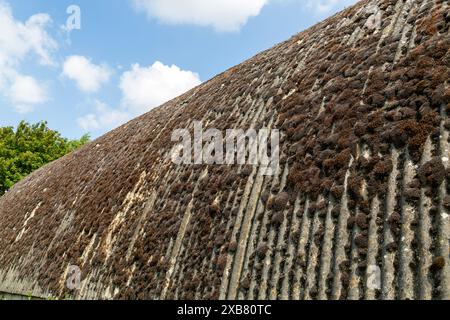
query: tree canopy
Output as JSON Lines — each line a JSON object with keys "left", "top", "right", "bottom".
{"left": 0, "top": 121, "right": 90, "bottom": 195}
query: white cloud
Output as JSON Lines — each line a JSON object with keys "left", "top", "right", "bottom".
{"left": 307, "top": 0, "right": 358, "bottom": 14}
{"left": 62, "top": 55, "right": 112, "bottom": 93}
{"left": 8, "top": 74, "right": 48, "bottom": 111}
{"left": 77, "top": 61, "right": 201, "bottom": 132}
{"left": 130, "top": 0, "right": 360, "bottom": 31}
{"left": 131, "top": 0, "right": 268, "bottom": 32}
{"left": 0, "top": 1, "right": 56, "bottom": 113}
{"left": 77, "top": 100, "right": 130, "bottom": 131}
{"left": 0, "top": 2, "right": 57, "bottom": 67}
{"left": 119, "top": 61, "right": 201, "bottom": 113}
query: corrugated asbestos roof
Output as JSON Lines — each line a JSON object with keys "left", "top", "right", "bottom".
{"left": 0, "top": 0, "right": 449, "bottom": 300}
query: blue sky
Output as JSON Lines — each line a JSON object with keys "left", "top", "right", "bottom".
{"left": 0, "top": 0, "right": 357, "bottom": 139}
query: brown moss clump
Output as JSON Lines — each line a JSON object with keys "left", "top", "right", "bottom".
{"left": 240, "top": 165, "right": 253, "bottom": 177}
{"left": 256, "top": 244, "right": 269, "bottom": 259}
{"left": 216, "top": 254, "right": 227, "bottom": 271}
{"left": 443, "top": 195, "right": 450, "bottom": 210}
{"left": 348, "top": 176, "right": 363, "bottom": 200}
{"left": 290, "top": 230, "right": 301, "bottom": 243}
{"left": 228, "top": 241, "right": 238, "bottom": 253}
{"left": 331, "top": 206, "right": 340, "bottom": 219}
{"left": 372, "top": 159, "right": 393, "bottom": 179}
{"left": 347, "top": 216, "right": 355, "bottom": 230}
{"left": 261, "top": 191, "right": 270, "bottom": 204}
{"left": 320, "top": 178, "right": 333, "bottom": 194}
{"left": 215, "top": 235, "right": 226, "bottom": 247}
{"left": 240, "top": 276, "right": 251, "bottom": 291}
{"left": 354, "top": 234, "right": 368, "bottom": 248}
{"left": 430, "top": 256, "right": 446, "bottom": 273}
{"left": 404, "top": 187, "right": 420, "bottom": 204}
{"left": 209, "top": 202, "right": 221, "bottom": 217}
{"left": 387, "top": 120, "right": 434, "bottom": 162}
{"left": 386, "top": 242, "right": 398, "bottom": 253}
{"left": 355, "top": 213, "right": 369, "bottom": 230}
{"left": 330, "top": 185, "right": 344, "bottom": 200}
{"left": 271, "top": 212, "right": 285, "bottom": 226}
{"left": 267, "top": 192, "right": 289, "bottom": 211}
{"left": 418, "top": 158, "right": 446, "bottom": 187}
{"left": 388, "top": 212, "right": 402, "bottom": 236}
{"left": 354, "top": 122, "right": 366, "bottom": 137}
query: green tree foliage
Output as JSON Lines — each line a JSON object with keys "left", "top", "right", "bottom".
{"left": 0, "top": 121, "right": 90, "bottom": 195}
